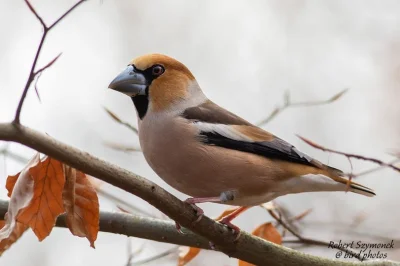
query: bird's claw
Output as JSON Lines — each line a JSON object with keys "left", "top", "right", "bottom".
{"left": 174, "top": 200, "right": 205, "bottom": 234}
{"left": 209, "top": 241, "right": 216, "bottom": 250}
{"left": 175, "top": 222, "right": 184, "bottom": 234}
{"left": 218, "top": 217, "right": 242, "bottom": 242}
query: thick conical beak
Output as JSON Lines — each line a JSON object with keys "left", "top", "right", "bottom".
{"left": 108, "top": 65, "right": 147, "bottom": 97}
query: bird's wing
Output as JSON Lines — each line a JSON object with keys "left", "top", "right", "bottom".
{"left": 181, "top": 100, "right": 253, "bottom": 126}
{"left": 182, "top": 101, "right": 342, "bottom": 174}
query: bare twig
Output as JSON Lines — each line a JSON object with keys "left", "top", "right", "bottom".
{"left": 96, "top": 187, "right": 155, "bottom": 218}
{"left": 103, "top": 141, "right": 141, "bottom": 153}
{"left": 298, "top": 135, "right": 400, "bottom": 174}
{"left": 257, "top": 89, "right": 347, "bottom": 126}
{"left": 0, "top": 146, "right": 29, "bottom": 164}
{"left": 34, "top": 53, "right": 62, "bottom": 76}
{"left": 24, "top": 0, "right": 46, "bottom": 27}
{"left": 262, "top": 204, "right": 364, "bottom": 262}
{"left": 104, "top": 107, "right": 138, "bottom": 135}
{"left": 14, "top": 1, "right": 86, "bottom": 124}
{"left": 130, "top": 246, "right": 179, "bottom": 266}
{"left": 33, "top": 72, "right": 42, "bottom": 102}
{"left": 126, "top": 239, "right": 134, "bottom": 266}
{"left": 125, "top": 240, "right": 144, "bottom": 266}
{"left": 289, "top": 208, "right": 313, "bottom": 223}
{"left": 353, "top": 159, "right": 400, "bottom": 177}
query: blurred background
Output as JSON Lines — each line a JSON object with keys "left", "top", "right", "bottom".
{"left": 1, "top": 0, "right": 400, "bottom": 265}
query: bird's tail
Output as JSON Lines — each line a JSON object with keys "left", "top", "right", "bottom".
{"left": 325, "top": 166, "right": 376, "bottom": 197}
{"left": 349, "top": 182, "right": 376, "bottom": 197}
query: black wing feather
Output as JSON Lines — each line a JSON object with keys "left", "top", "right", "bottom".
{"left": 200, "top": 132, "right": 314, "bottom": 166}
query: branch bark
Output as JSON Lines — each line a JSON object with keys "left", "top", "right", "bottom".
{"left": 0, "top": 123, "right": 398, "bottom": 265}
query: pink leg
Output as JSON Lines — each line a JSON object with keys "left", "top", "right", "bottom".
{"left": 218, "top": 206, "right": 251, "bottom": 240}
{"left": 175, "top": 196, "right": 221, "bottom": 233}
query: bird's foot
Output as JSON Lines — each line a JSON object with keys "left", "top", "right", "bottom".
{"left": 209, "top": 241, "right": 216, "bottom": 250}
{"left": 175, "top": 198, "right": 206, "bottom": 234}
{"left": 218, "top": 216, "right": 242, "bottom": 241}
{"left": 216, "top": 206, "right": 250, "bottom": 241}
{"left": 185, "top": 198, "right": 205, "bottom": 222}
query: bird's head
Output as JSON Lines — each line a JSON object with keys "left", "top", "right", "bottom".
{"left": 109, "top": 54, "right": 204, "bottom": 119}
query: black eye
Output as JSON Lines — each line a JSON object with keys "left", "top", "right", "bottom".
{"left": 152, "top": 65, "right": 164, "bottom": 76}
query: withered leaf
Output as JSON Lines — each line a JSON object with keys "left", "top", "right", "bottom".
{"left": 0, "top": 154, "right": 40, "bottom": 255}
{"left": 176, "top": 207, "right": 239, "bottom": 266}
{"left": 238, "top": 222, "right": 282, "bottom": 266}
{"left": 17, "top": 156, "right": 65, "bottom": 241}
{"left": 63, "top": 165, "right": 99, "bottom": 248}
{"left": 178, "top": 246, "right": 201, "bottom": 266}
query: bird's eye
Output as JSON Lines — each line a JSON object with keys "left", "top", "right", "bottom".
{"left": 152, "top": 65, "right": 164, "bottom": 76}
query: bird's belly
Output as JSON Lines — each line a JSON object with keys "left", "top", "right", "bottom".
{"left": 144, "top": 142, "right": 238, "bottom": 197}
{"left": 141, "top": 132, "right": 281, "bottom": 205}
{"left": 138, "top": 116, "right": 288, "bottom": 206}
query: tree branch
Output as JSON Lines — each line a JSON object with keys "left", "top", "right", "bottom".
{"left": 104, "top": 107, "right": 139, "bottom": 135}
{"left": 298, "top": 135, "right": 400, "bottom": 174}
{"left": 264, "top": 205, "right": 363, "bottom": 261}
{"left": 14, "top": 0, "right": 86, "bottom": 124}
{"left": 257, "top": 89, "right": 348, "bottom": 127}
{"left": 0, "top": 123, "right": 398, "bottom": 265}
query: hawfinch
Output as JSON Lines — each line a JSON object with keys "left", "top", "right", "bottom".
{"left": 108, "top": 54, "right": 375, "bottom": 231}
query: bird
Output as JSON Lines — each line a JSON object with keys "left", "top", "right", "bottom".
{"left": 108, "top": 53, "right": 375, "bottom": 234}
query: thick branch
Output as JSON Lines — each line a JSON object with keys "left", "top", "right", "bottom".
{"left": 0, "top": 200, "right": 397, "bottom": 266}
{"left": 0, "top": 200, "right": 209, "bottom": 249}
{"left": 0, "top": 123, "right": 398, "bottom": 266}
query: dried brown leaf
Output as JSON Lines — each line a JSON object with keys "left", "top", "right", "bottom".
{"left": 178, "top": 246, "right": 201, "bottom": 266}
{"left": 17, "top": 156, "right": 65, "bottom": 241}
{"left": 238, "top": 222, "right": 282, "bottom": 266}
{"left": 63, "top": 165, "right": 99, "bottom": 248}
{"left": 0, "top": 154, "right": 40, "bottom": 255}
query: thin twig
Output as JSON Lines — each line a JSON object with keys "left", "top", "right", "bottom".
{"left": 103, "top": 141, "right": 141, "bottom": 153}
{"left": 96, "top": 187, "right": 155, "bottom": 218}
{"left": 34, "top": 53, "right": 62, "bottom": 76}
{"left": 298, "top": 135, "right": 400, "bottom": 173}
{"left": 125, "top": 240, "right": 144, "bottom": 266}
{"left": 0, "top": 147, "right": 29, "bottom": 164}
{"left": 257, "top": 89, "right": 348, "bottom": 127}
{"left": 126, "top": 239, "right": 134, "bottom": 266}
{"left": 24, "top": 0, "right": 46, "bottom": 28}
{"left": 48, "top": 1, "right": 86, "bottom": 30}
{"left": 130, "top": 246, "right": 179, "bottom": 266}
{"left": 104, "top": 107, "right": 139, "bottom": 135}
{"left": 288, "top": 208, "right": 313, "bottom": 223}
{"left": 33, "top": 72, "right": 42, "bottom": 102}
{"left": 261, "top": 204, "right": 364, "bottom": 262}
{"left": 14, "top": 0, "right": 86, "bottom": 124}
{"left": 353, "top": 158, "right": 400, "bottom": 177}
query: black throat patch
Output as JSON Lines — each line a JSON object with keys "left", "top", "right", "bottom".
{"left": 131, "top": 94, "right": 149, "bottom": 120}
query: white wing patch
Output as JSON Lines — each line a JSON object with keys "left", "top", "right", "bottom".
{"left": 193, "top": 122, "right": 254, "bottom": 142}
